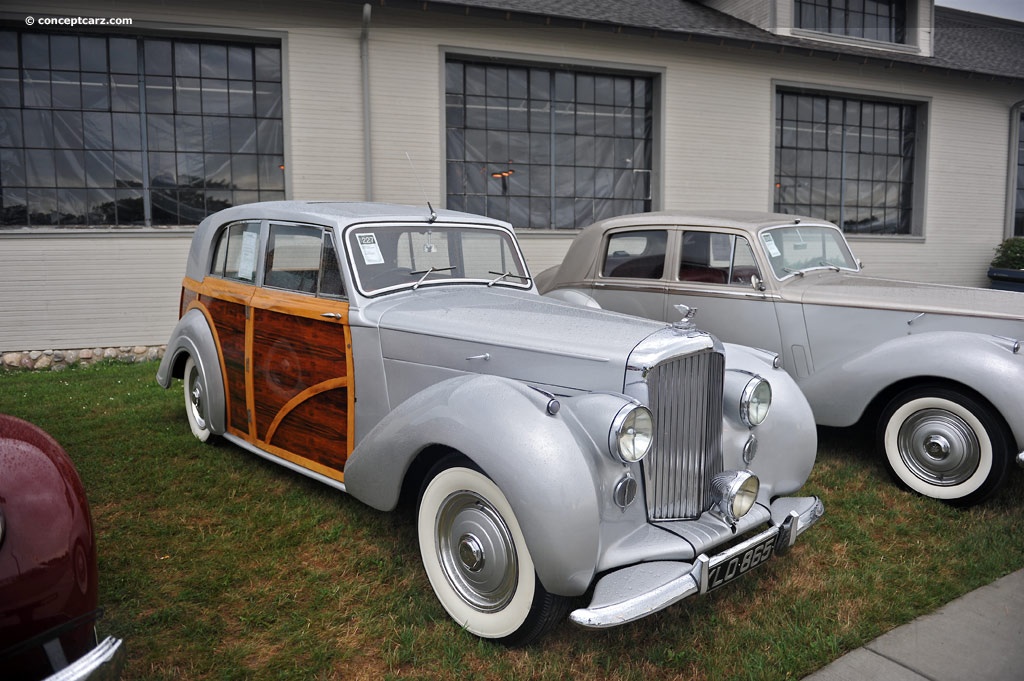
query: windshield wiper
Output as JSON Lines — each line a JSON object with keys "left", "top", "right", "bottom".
{"left": 782, "top": 267, "right": 806, "bottom": 277}
{"left": 410, "top": 265, "right": 456, "bottom": 289}
{"left": 818, "top": 260, "right": 842, "bottom": 272}
{"left": 487, "top": 270, "right": 532, "bottom": 287}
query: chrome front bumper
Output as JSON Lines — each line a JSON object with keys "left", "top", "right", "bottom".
{"left": 570, "top": 496, "right": 824, "bottom": 629}
{"left": 44, "top": 637, "right": 125, "bottom": 681}
{"left": 1016, "top": 450, "right": 1024, "bottom": 468}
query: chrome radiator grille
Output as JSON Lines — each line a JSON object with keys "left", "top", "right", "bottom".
{"left": 642, "top": 349, "right": 725, "bottom": 521}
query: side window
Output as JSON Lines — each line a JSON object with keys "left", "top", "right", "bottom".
{"left": 264, "top": 223, "right": 324, "bottom": 295}
{"left": 678, "top": 231, "right": 760, "bottom": 286}
{"left": 602, "top": 230, "right": 667, "bottom": 279}
{"left": 211, "top": 221, "right": 261, "bottom": 282}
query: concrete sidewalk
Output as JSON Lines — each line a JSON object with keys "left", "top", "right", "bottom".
{"left": 803, "top": 569, "right": 1024, "bottom": 681}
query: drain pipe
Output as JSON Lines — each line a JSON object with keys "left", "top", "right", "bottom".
{"left": 361, "top": 3, "right": 373, "bottom": 201}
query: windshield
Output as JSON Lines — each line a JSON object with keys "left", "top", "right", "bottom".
{"left": 347, "top": 223, "right": 531, "bottom": 295}
{"left": 760, "top": 225, "right": 859, "bottom": 279}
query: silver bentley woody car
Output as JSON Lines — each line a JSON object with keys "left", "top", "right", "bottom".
{"left": 537, "top": 211, "right": 1024, "bottom": 507}
{"left": 157, "top": 201, "right": 823, "bottom": 644}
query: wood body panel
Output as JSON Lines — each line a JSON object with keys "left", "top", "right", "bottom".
{"left": 182, "top": 276, "right": 354, "bottom": 480}
{"left": 250, "top": 292, "right": 351, "bottom": 471}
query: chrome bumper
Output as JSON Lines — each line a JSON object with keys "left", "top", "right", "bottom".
{"left": 1016, "top": 450, "right": 1024, "bottom": 469}
{"left": 570, "top": 496, "right": 824, "bottom": 629}
{"left": 44, "top": 637, "right": 125, "bottom": 681}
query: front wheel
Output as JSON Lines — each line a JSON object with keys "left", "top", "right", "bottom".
{"left": 183, "top": 356, "right": 214, "bottom": 443}
{"left": 417, "top": 456, "right": 569, "bottom": 645}
{"left": 878, "top": 385, "right": 1011, "bottom": 506}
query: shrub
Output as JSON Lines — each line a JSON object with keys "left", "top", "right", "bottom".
{"left": 991, "top": 237, "right": 1024, "bottom": 269}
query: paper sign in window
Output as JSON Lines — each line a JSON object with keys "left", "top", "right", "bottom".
{"left": 239, "top": 230, "right": 259, "bottom": 280}
{"left": 357, "top": 233, "right": 385, "bottom": 265}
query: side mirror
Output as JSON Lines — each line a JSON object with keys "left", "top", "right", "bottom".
{"left": 750, "top": 273, "right": 766, "bottom": 292}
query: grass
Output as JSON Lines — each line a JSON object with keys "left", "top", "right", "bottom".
{"left": 1, "top": 360, "right": 1022, "bottom": 680}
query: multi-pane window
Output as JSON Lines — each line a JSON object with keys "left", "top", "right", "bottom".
{"left": 1015, "top": 112, "right": 1024, "bottom": 236}
{"left": 775, "top": 90, "right": 918, "bottom": 235}
{"left": 445, "top": 59, "right": 653, "bottom": 230}
{"left": 795, "top": 0, "right": 907, "bottom": 44}
{"left": 0, "top": 29, "right": 284, "bottom": 228}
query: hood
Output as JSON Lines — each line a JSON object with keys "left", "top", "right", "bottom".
{"left": 786, "top": 272, "right": 1024, "bottom": 322}
{"left": 372, "top": 287, "right": 674, "bottom": 394}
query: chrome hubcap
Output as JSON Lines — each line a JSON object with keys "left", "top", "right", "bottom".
{"left": 188, "top": 368, "right": 207, "bottom": 430}
{"left": 897, "top": 408, "right": 980, "bottom": 486}
{"left": 436, "top": 491, "right": 517, "bottom": 613}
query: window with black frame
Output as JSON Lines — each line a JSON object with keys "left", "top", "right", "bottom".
{"left": 0, "top": 28, "right": 284, "bottom": 228}
{"left": 1015, "top": 111, "right": 1024, "bottom": 237}
{"left": 774, "top": 89, "right": 918, "bottom": 235}
{"left": 444, "top": 58, "right": 653, "bottom": 230}
{"left": 794, "top": 0, "right": 907, "bottom": 44}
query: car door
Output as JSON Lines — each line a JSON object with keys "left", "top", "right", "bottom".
{"left": 664, "top": 229, "right": 784, "bottom": 354}
{"left": 247, "top": 222, "right": 354, "bottom": 481}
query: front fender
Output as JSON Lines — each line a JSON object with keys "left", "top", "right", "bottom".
{"left": 721, "top": 343, "right": 818, "bottom": 499}
{"left": 344, "top": 374, "right": 615, "bottom": 596}
{"left": 799, "top": 331, "right": 1024, "bottom": 444}
{"left": 155, "top": 308, "right": 227, "bottom": 435}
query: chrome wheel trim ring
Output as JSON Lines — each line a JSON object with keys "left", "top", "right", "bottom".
{"left": 896, "top": 407, "right": 980, "bottom": 487}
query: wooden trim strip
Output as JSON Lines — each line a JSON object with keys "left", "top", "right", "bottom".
{"left": 264, "top": 376, "right": 350, "bottom": 444}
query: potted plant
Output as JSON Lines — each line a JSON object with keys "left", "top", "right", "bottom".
{"left": 988, "top": 237, "right": 1024, "bottom": 292}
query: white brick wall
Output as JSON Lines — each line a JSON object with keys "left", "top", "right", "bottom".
{"left": 0, "top": 0, "right": 1019, "bottom": 352}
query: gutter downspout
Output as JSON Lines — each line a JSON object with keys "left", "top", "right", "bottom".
{"left": 361, "top": 3, "right": 373, "bottom": 201}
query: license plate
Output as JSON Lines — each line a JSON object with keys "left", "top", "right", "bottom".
{"left": 706, "top": 532, "right": 776, "bottom": 592}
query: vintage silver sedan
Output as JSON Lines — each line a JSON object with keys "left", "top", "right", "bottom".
{"left": 157, "top": 201, "right": 823, "bottom": 644}
{"left": 537, "top": 211, "right": 1024, "bottom": 506}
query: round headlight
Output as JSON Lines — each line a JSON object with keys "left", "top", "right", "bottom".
{"left": 610, "top": 404, "right": 654, "bottom": 463}
{"left": 740, "top": 377, "right": 772, "bottom": 427}
{"left": 711, "top": 470, "right": 760, "bottom": 524}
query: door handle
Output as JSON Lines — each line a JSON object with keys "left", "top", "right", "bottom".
{"left": 320, "top": 312, "right": 343, "bottom": 319}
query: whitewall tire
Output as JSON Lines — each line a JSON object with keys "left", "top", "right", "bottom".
{"left": 183, "top": 356, "right": 213, "bottom": 443}
{"left": 417, "top": 455, "right": 568, "bottom": 645}
{"left": 879, "top": 386, "right": 1010, "bottom": 506}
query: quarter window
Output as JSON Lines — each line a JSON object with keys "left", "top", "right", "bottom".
{"left": 0, "top": 29, "right": 284, "bottom": 228}
{"left": 445, "top": 58, "right": 654, "bottom": 229}
{"left": 775, "top": 89, "right": 919, "bottom": 235}
{"left": 211, "top": 220, "right": 260, "bottom": 282}
{"left": 795, "top": 0, "right": 907, "bottom": 44}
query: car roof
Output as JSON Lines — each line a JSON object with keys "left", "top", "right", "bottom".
{"left": 196, "top": 200, "right": 510, "bottom": 232}
{"left": 552, "top": 210, "right": 838, "bottom": 283}
{"left": 185, "top": 201, "right": 513, "bottom": 282}
{"left": 585, "top": 210, "right": 836, "bottom": 233}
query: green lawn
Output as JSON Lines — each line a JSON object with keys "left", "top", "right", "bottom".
{"left": 2, "top": 361, "right": 1022, "bottom": 680}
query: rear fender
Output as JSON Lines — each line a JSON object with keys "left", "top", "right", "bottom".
{"left": 155, "top": 308, "right": 227, "bottom": 436}
{"left": 800, "top": 331, "right": 1024, "bottom": 445}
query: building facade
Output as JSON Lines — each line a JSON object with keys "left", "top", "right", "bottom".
{"left": 1, "top": 0, "right": 1022, "bottom": 356}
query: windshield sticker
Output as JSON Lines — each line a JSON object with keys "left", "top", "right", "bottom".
{"left": 762, "top": 233, "right": 781, "bottom": 258}
{"left": 357, "top": 233, "right": 385, "bottom": 265}
{"left": 238, "top": 230, "right": 259, "bottom": 281}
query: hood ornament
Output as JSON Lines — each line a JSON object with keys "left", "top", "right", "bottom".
{"left": 672, "top": 304, "right": 699, "bottom": 332}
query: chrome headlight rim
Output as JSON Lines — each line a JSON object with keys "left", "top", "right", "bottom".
{"left": 740, "top": 376, "right": 772, "bottom": 427}
{"left": 609, "top": 404, "right": 654, "bottom": 464}
{"left": 711, "top": 470, "right": 760, "bottom": 525}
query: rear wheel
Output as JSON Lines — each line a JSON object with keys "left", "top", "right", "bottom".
{"left": 417, "top": 455, "right": 569, "bottom": 645}
{"left": 878, "top": 385, "right": 1010, "bottom": 506}
{"left": 183, "top": 356, "right": 213, "bottom": 443}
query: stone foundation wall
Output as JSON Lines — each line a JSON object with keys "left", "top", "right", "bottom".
{"left": 2, "top": 345, "right": 166, "bottom": 372}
